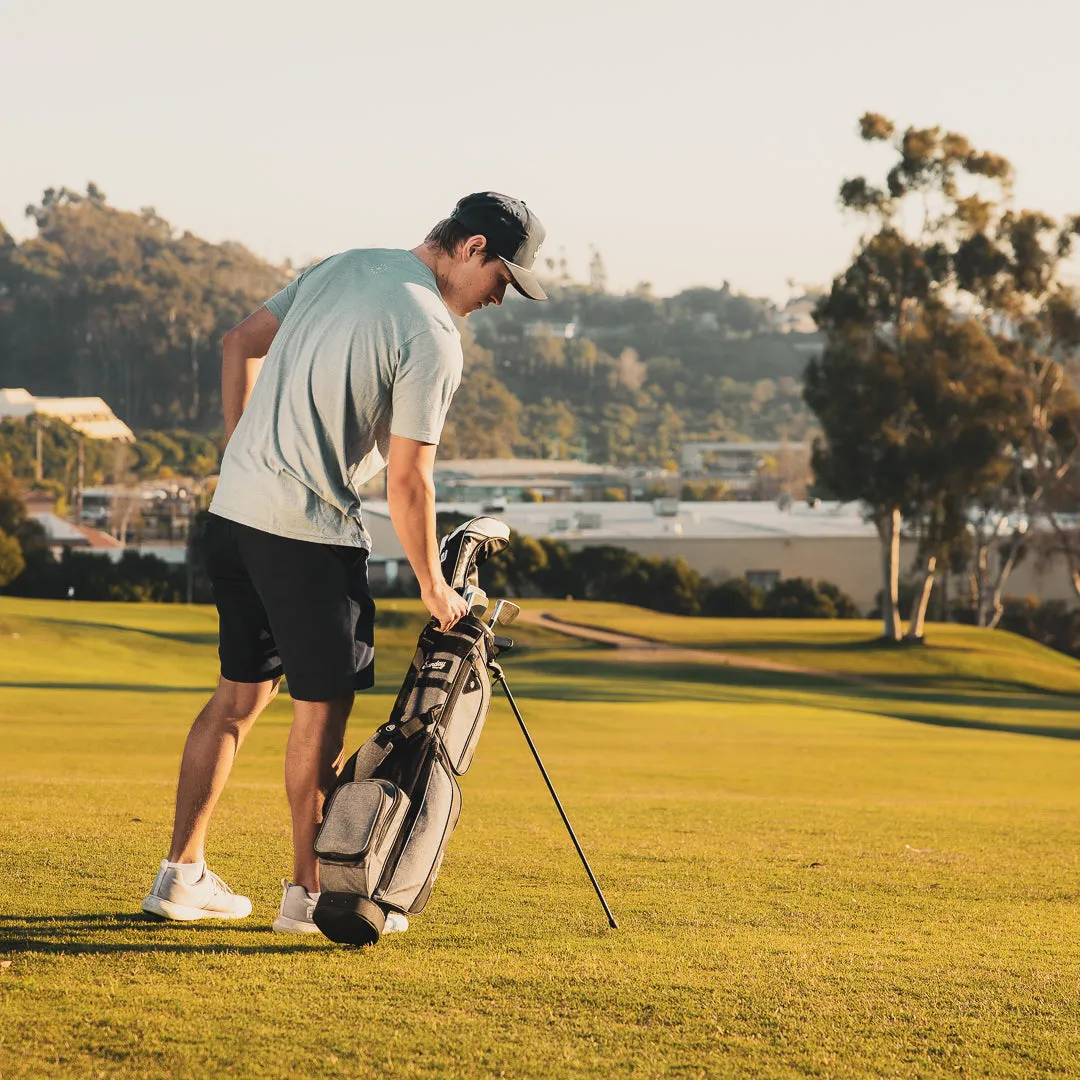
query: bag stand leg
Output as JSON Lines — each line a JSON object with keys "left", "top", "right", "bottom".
{"left": 490, "top": 663, "right": 618, "bottom": 930}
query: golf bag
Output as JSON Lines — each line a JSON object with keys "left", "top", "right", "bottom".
{"left": 312, "top": 517, "right": 510, "bottom": 946}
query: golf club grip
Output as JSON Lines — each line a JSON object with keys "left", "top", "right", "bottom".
{"left": 493, "top": 671, "right": 619, "bottom": 930}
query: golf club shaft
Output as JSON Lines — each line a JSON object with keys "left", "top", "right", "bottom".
{"left": 492, "top": 669, "right": 618, "bottom": 929}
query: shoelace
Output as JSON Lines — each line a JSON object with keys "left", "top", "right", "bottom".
{"left": 205, "top": 870, "right": 235, "bottom": 896}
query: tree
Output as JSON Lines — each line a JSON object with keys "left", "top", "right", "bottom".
{"left": 1, "top": 185, "right": 288, "bottom": 430}
{"left": 0, "top": 460, "right": 46, "bottom": 553}
{"left": 0, "top": 530, "right": 25, "bottom": 587}
{"left": 807, "top": 115, "right": 1024, "bottom": 641}
{"left": 959, "top": 239, "right": 1080, "bottom": 627}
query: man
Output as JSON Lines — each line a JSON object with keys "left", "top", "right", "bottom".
{"left": 141, "top": 192, "right": 547, "bottom": 934}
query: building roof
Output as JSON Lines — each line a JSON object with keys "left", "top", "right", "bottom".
{"left": 0, "top": 388, "right": 135, "bottom": 441}
{"left": 435, "top": 458, "right": 624, "bottom": 480}
{"left": 31, "top": 512, "right": 125, "bottom": 549}
{"left": 32, "top": 512, "right": 88, "bottom": 545}
{"left": 681, "top": 440, "right": 808, "bottom": 455}
{"left": 74, "top": 523, "right": 125, "bottom": 549}
{"left": 362, "top": 498, "right": 877, "bottom": 544}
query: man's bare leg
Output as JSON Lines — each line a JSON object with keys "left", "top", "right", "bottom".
{"left": 167, "top": 676, "right": 280, "bottom": 864}
{"left": 286, "top": 693, "right": 354, "bottom": 892}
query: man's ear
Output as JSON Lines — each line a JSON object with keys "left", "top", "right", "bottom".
{"left": 462, "top": 234, "right": 488, "bottom": 261}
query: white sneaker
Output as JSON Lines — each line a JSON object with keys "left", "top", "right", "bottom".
{"left": 272, "top": 881, "right": 322, "bottom": 934}
{"left": 271, "top": 882, "right": 409, "bottom": 936}
{"left": 141, "top": 860, "right": 252, "bottom": 922}
{"left": 383, "top": 912, "right": 409, "bottom": 934}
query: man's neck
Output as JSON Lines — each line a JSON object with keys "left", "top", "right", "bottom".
{"left": 411, "top": 244, "right": 450, "bottom": 298}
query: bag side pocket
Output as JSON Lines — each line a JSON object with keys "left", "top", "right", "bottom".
{"left": 315, "top": 779, "right": 410, "bottom": 896}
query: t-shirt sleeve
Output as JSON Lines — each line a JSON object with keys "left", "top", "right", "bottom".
{"left": 389, "top": 328, "right": 464, "bottom": 445}
{"left": 264, "top": 255, "right": 336, "bottom": 323}
{"left": 265, "top": 275, "right": 302, "bottom": 323}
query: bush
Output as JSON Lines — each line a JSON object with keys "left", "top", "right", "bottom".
{"left": 701, "top": 577, "right": 764, "bottom": 617}
{"left": 997, "top": 596, "right": 1080, "bottom": 658}
{"left": 817, "top": 579, "right": 861, "bottom": 618}
{"left": 680, "top": 480, "right": 731, "bottom": 502}
{"left": 0, "top": 529, "right": 25, "bottom": 587}
{"left": 2, "top": 547, "right": 185, "bottom": 602}
{"left": 760, "top": 577, "right": 860, "bottom": 619}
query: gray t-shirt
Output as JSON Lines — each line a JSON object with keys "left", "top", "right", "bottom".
{"left": 210, "top": 248, "right": 462, "bottom": 548}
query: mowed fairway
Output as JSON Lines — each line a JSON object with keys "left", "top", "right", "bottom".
{"left": 2, "top": 597, "right": 1080, "bottom": 1079}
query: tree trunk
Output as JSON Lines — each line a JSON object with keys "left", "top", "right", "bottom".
{"left": 905, "top": 555, "right": 936, "bottom": 641}
{"left": 986, "top": 531, "right": 1025, "bottom": 630}
{"left": 1047, "top": 512, "right": 1080, "bottom": 605}
{"left": 877, "top": 507, "right": 902, "bottom": 642}
{"left": 974, "top": 540, "right": 993, "bottom": 628}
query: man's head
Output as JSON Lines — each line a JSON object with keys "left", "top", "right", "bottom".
{"left": 418, "top": 192, "right": 547, "bottom": 317}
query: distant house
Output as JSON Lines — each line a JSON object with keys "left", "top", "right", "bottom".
{"left": 0, "top": 388, "right": 134, "bottom": 441}
{"left": 679, "top": 441, "right": 809, "bottom": 489}
{"left": 31, "top": 511, "right": 125, "bottom": 557}
{"left": 431, "top": 458, "right": 637, "bottom": 503}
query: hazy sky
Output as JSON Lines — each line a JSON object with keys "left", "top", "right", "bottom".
{"left": 3, "top": 0, "right": 1077, "bottom": 301}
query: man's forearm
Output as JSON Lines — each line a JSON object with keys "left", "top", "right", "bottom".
{"left": 222, "top": 347, "right": 264, "bottom": 441}
{"left": 386, "top": 473, "right": 442, "bottom": 591}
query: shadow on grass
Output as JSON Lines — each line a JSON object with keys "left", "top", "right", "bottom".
{"left": 0, "top": 914, "right": 332, "bottom": 955}
{"left": 525, "top": 652, "right": 1080, "bottom": 705}
{"left": 30, "top": 615, "right": 220, "bottom": 646}
{"left": 509, "top": 656, "right": 1080, "bottom": 740}
{"left": 868, "top": 710, "right": 1080, "bottom": 742}
{"left": 0, "top": 681, "right": 216, "bottom": 694}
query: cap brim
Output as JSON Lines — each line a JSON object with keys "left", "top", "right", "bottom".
{"left": 501, "top": 258, "right": 548, "bottom": 301}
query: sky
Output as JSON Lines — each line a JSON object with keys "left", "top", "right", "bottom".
{"left": 2, "top": 0, "right": 1078, "bottom": 303}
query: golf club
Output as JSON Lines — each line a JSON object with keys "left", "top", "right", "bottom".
{"left": 487, "top": 599, "right": 521, "bottom": 628}
{"left": 460, "top": 584, "right": 489, "bottom": 617}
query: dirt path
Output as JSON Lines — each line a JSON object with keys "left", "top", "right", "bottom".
{"left": 516, "top": 610, "right": 846, "bottom": 679}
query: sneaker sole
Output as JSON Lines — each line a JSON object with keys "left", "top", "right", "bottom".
{"left": 141, "top": 895, "right": 252, "bottom": 922}
{"left": 272, "top": 915, "right": 322, "bottom": 935}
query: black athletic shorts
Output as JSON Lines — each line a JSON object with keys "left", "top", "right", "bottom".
{"left": 203, "top": 513, "right": 375, "bottom": 702}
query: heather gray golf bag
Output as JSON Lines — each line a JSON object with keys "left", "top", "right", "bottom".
{"left": 312, "top": 517, "right": 510, "bottom": 946}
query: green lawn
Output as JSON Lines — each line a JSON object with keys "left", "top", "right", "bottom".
{"left": 2, "top": 597, "right": 1079, "bottom": 1079}
{"left": 537, "top": 599, "right": 1080, "bottom": 694}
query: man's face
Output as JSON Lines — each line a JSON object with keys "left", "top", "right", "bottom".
{"left": 447, "top": 239, "right": 514, "bottom": 317}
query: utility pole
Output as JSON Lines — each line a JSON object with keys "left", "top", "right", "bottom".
{"left": 34, "top": 416, "right": 43, "bottom": 483}
{"left": 190, "top": 326, "right": 200, "bottom": 421}
{"left": 75, "top": 439, "right": 85, "bottom": 524}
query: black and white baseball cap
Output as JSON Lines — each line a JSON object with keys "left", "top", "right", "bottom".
{"left": 450, "top": 192, "right": 548, "bottom": 301}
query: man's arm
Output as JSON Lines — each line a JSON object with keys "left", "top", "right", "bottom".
{"left": 221, "top": 306, "right": 281, "bottom": 441}
{"left": 386, "top": 435, "right": 469, "bottom": 632}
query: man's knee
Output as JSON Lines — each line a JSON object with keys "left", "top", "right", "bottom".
{"left": 290, "top": 694, "right": 353, "bottom": 768}
{"left": 209, "top": 677, "right": 281, "bottom": 733}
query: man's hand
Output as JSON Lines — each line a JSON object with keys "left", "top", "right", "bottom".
{"left": 421, "top": 580, "right": 470, "bottom": 632}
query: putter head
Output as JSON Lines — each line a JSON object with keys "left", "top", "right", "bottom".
{"left": 489, "top": 600, "right": 521, "bottom": 627}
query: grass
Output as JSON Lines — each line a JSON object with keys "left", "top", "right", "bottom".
{"left": 536, "top": 599, "right": 1080, "bottom": 694}
{"left": 2, "top": 596, "right": 1080, "bottom": 1078}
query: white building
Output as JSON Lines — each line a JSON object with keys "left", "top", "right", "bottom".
{"left": 0, "top": 388, "right": 135, "bottom": 441}
{"left": 357, "top": 498, "right": 1080, "bottom": 613}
